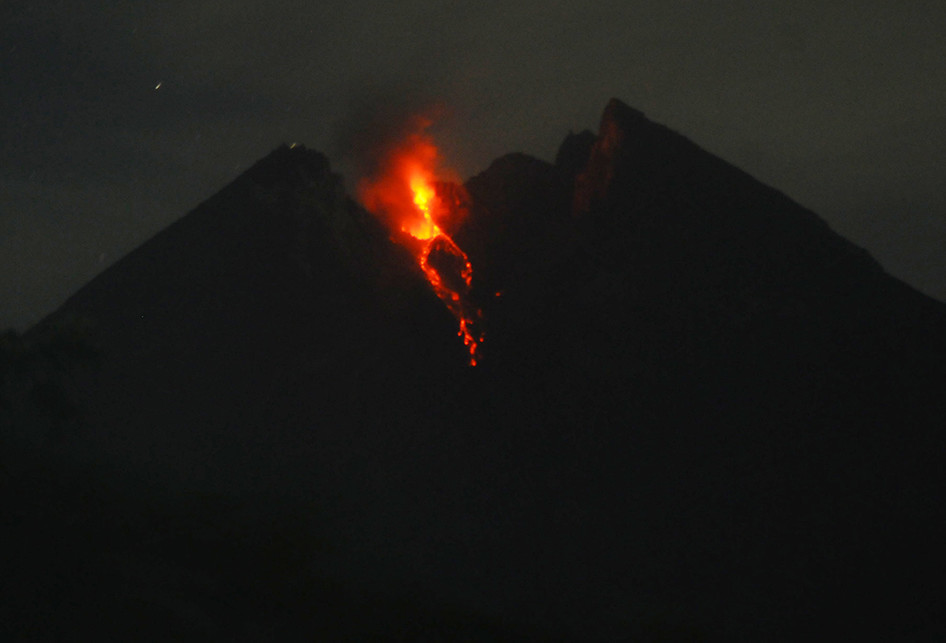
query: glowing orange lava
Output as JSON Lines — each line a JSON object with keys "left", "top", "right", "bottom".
{"left": 358, "top": 121, "right": 483, "bottom": 365}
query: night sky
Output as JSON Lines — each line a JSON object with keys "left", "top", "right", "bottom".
{"left": 3, "top": 1, "right": 945, "bottom": 330}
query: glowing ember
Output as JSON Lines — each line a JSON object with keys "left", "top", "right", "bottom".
{"left": 357, "top": 119, "right": 483, "bottom": 365}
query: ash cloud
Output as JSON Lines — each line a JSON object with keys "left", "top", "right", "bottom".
{"left": 331, "top": 86, "right": 448, "bottom": 190}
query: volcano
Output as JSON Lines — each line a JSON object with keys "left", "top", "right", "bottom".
{"left": 5, "top": 99, "right": 946, "bottom": 640}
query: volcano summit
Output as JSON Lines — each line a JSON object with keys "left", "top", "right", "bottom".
{"left": 5, "top": 99, "right": 946, "bottom": 640}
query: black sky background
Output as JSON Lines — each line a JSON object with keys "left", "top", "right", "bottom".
{"left": 2, "top": 1, "right": 945, "bottom": 330}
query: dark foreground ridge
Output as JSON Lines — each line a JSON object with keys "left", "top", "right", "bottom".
{"left": 4, "top": 99, "right": 945, "bottom": 640}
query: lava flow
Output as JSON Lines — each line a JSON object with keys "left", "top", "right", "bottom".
{"left": 357, "top": 120, "right": 483, "bottom": 365}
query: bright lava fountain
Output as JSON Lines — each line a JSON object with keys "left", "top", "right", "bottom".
{"left": 358, "top": 121, "right": 483, "bottom": 366}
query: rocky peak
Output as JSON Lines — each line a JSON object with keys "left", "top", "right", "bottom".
{"left": 243, "top": 143, "right": 334, "bottom": 192}
{"left": 572, "top": 98, "right": 683, "bottom": 217}
{"left": 596, "top": 98, "right": 647, "bottom": 157}
{"left": 553, "top": 129, "right": 595, "bottom": 183}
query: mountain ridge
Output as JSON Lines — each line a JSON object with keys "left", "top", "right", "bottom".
{"left": 9, "top": 98, "right": 946, "bottom": 640}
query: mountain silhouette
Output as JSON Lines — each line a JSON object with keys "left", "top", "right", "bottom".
{"left": 5, "top": 99, "right": 945, "bottom": 640}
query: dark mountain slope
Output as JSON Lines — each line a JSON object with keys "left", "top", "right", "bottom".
{"left": 569, "top": 100, "right": 946, "bottom": 384}
{"left": 449, "top": 99, "right": 946, "bottom": 637}
{"left": 42, "top": 145, "right": 469, "bottom": 494}
{"left": 464, "top": 99, "right": 946, "bottom": 400}
{"left": 6, "top": 101, "right": 945, "bottom": 640}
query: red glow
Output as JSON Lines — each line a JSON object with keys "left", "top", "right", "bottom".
{"left": 357, "top": 119, "right": 483, "bottom": 365}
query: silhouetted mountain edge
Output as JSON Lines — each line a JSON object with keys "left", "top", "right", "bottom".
{"left": 7, "top": 99, "right": 945, "bottom": 640}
